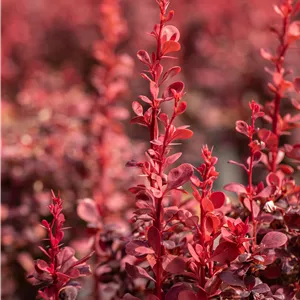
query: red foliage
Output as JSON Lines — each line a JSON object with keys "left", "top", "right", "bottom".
{"left": 2, "top": 0, "right": 300, "bottom": 299}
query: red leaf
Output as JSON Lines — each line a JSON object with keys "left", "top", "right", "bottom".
{"left": 132, "top": 101, "right": 143, "bottom": 116}
{"left": 243, "top": 198, "right": 260, "bottom": 218}
{"left": 147, "top": 226, "right": 161, "bottom": 255}
{"left": 178, "top": 290, "right": 198, "bottom": 300}
{"left": 202, "top": 197, "right": 214, "bottom": 212}
{"left": 176, "top": 101, "right": 187, "bottom": 115}
{"left": 165, "top": 81, "right": 185, "bottom": 98}
{"left": 294, "top": 77, "right": 300, "bottom": 93}
{"left": 161, "top": 25, "right": 180, "bottom": 42}
{"left": 220, "top": 271, "right": 245, "bottom": 288}
{"left": 162, "top": 41, "right": 181, "bottom": 55}
{"left": 170, "top": 128, "right": 193, "bottom": 141}
{"left": 137, "top": 50, "right": 151, "bottom": 65}
{"left": 77, "top": 199, "right": 99, "bottom": 224}
{"left": 164, "top": 152, "right": 182, "bottom": 169}
{"left": 291, "top": 97, "right": 300, "bottom": 110}
{"left": 254, "top": 186, "right": 276, "bottom": 199}
{"left": 131, "top": 116, "right": 148, "bottom": 127}
{"left": 258, "top": 129, "right": 278, "bottom": 151}
{"left": 235, "top": 120, "right": 249, "bottom": 136}
{"left": 210, "top": 191, "right": 226, "bottom": 209}
{"left": 162, "top": 255, "right": 186, "bottom": 274}
{"left": 209, "top": 242, "right": 240, "bottom": 264}
{"left": 187, "top": 244, "right": 200, "bottom": 262}
{"left": 162, "top": 66, "right": 181, "bottom": 83}
{"left": 125, "top": 263, "right": 155, "bottom": 282}
{"left": 167, "top": 163, "right": 194, "bottom": 190}
{"left": 260, "top": 231, "right": 288, "bottom": 249}
{"left": 123, "top": 294, "right": 140, "bottom": 300}
{"left": 286, "top": 144, "right": 300, "bottom": 160}
{"left": 224, "top": 183, "right": 247, "bottom": 195}
{"left": 146, "top": 295, "right": 160, "bottom": 300}
{"left": 266, "top": 172, "right": 280, "bottom": 186}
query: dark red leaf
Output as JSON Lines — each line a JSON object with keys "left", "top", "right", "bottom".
{"left": 210, "top": 191, "right": 226, "bottom": 209}
{"left": 178, "top": 290, "right": 198, "bottom": 300}
{"left": 252, "top": 283, "right": 270, "bottom": 294}
{"left": 162, "top": 255, "right": 186, "bottom": 274}
{"left": 243, "top": 198, "right": 260, "bottom": 218}
{"left": 219, "top": 271, "right": 245, "bottom": 288}
{"left": 167, "top": 163, "right": 194, "bottom": 190}
{"left": 125, "top": 263, "right": 155, "bottom": 282}
{"left": 294, "top": 77, "right": 300, "bottom": 93}
{"left": 209, "top": 242, "right": 240, "bottom": 264}
{"left": 147, "top": 226, "right": 161, "bottom": 255}
{"left": 286, "top": 144, "right": 300, "bottom": 160}
{"left": 260, "top": 231, "right": 288, "bottom": 249}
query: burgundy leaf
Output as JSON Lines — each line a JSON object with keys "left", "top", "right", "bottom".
{"left": 187, "top": 244, "right": 200, "bottom": 262}
{"left": 219, "top": 271, "right": 245, "bottom": 288}
{"left": 260, "top": 231, "right": 288, "bottom": 249}
{"left": 285, "top": 144, "right": 300, "bottom": 160}
{"left": 147, "top": 226, "right": 161, "bottom": 255}
{"left": 178, "top": 290, "right": 198, "bottom": 300}
{"left": 123, "top": 294, "right": 140, "bottom": 300}
{"left": 162, "top": 255, "right": 186, "bottom": 274}
{"left": 176, "top": 101, "right": 187, "bottom": 115}
{"left": 252, "top": 283, "right": 270, "bottom": 294}
{"left": 167, "top": 163, "right": 194, "bottom": 190}
{"left": 125, "top": 263, "right": 155, "bottom": 282}
{"left": 209, "top": 242, "right": 240, "bottom": 264}
{"left": 294, "top": 77, "right": 300, "bottom": 93}
{"left": 243, "top": 198, "right": 260, "bottom": 218}
{"left": 146, "top": 295, "right": 160, "bottom": 300}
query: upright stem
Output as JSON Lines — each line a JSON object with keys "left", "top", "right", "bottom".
{"left": 271, "top": 15, "right": 289, "bottom": 172}
{"left": 248, "top": 112, "right": 257, "bottom": 248}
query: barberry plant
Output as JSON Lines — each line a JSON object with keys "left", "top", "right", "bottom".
{"left": 28, "top": 192, "right": 93, "bottom": 300}
{"left": 124, "top": 0, "right": 194, "bottom": 298}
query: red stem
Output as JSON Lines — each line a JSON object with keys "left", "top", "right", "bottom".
{"left": 271, "top": 14, "right": 289, "bottom": 172}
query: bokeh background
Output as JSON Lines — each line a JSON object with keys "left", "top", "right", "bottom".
{"left": 1, "top": 0, "right": 300, "bottom": 299}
